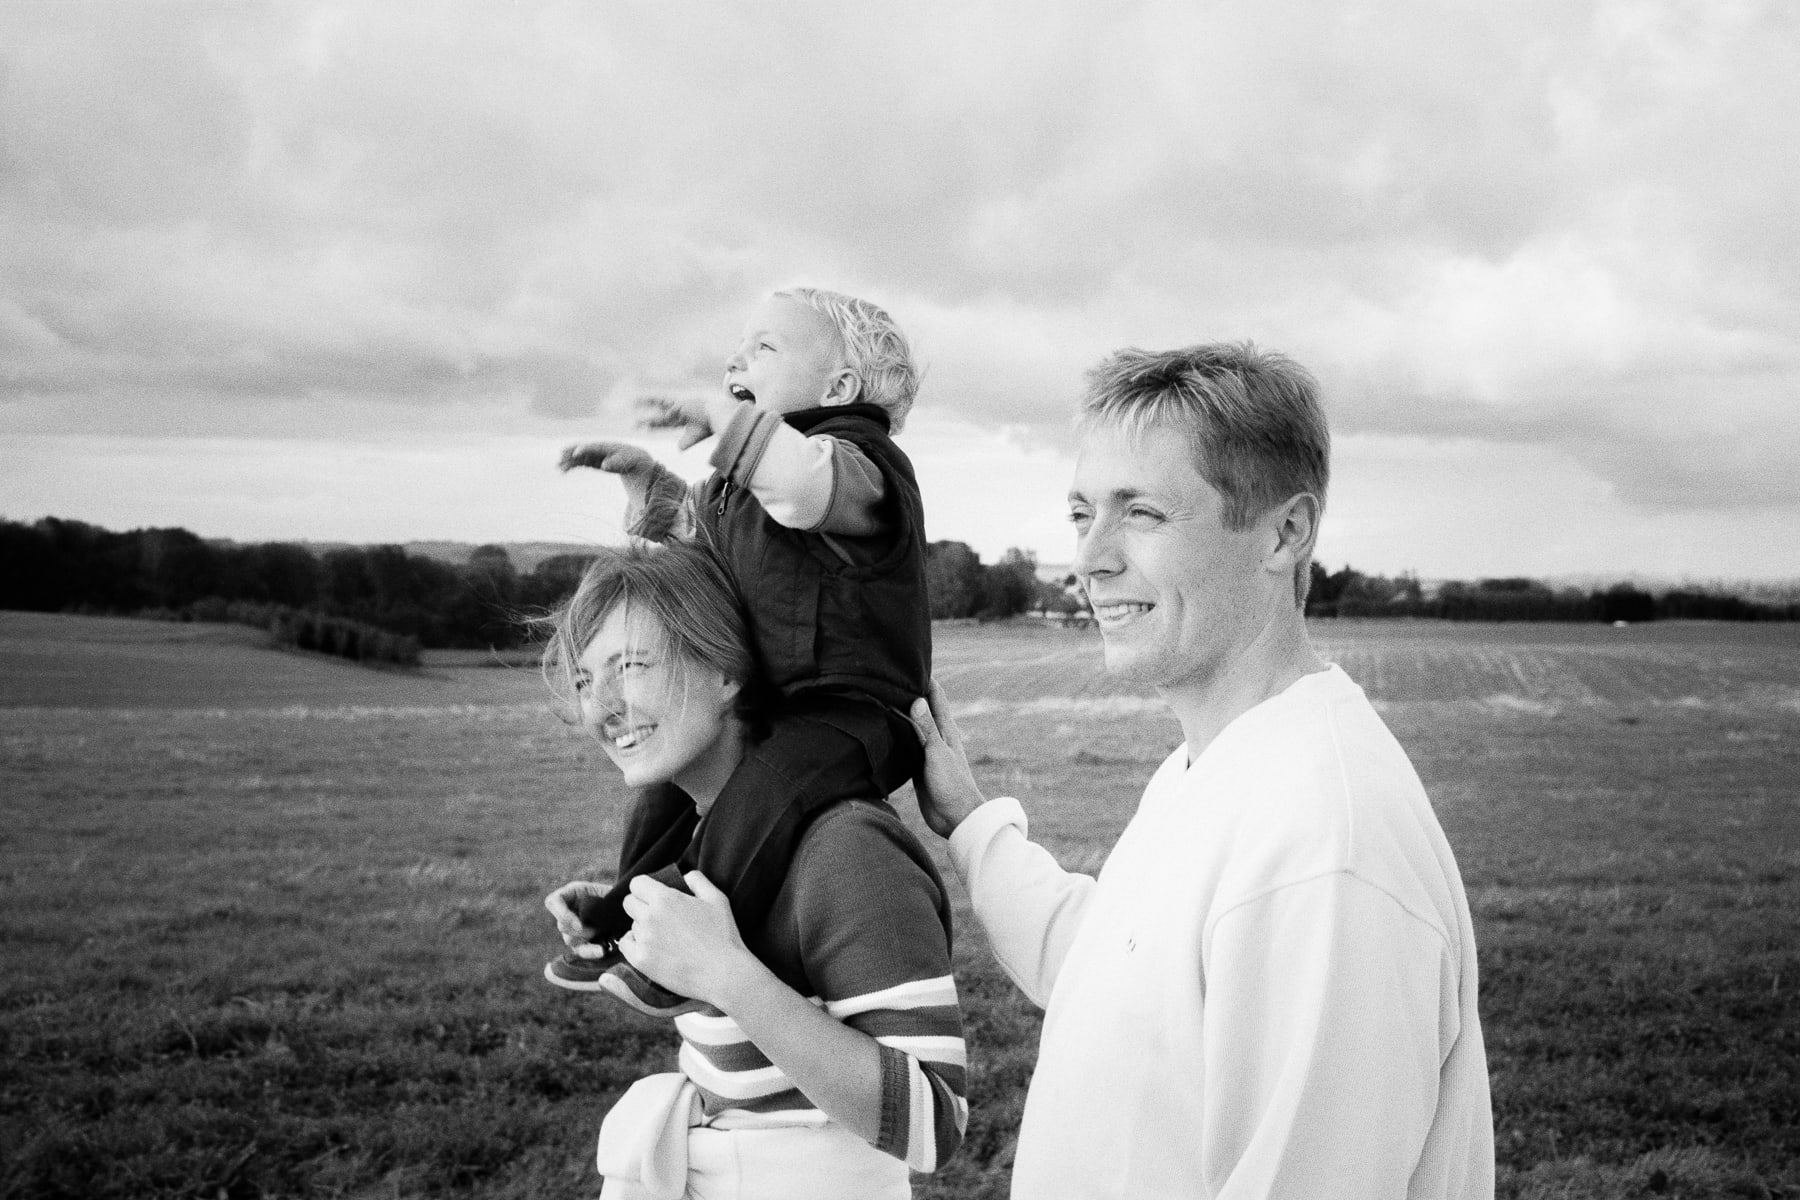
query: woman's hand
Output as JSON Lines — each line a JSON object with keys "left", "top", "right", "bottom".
{"left": 909, "top": 679, "right": 987, "bottom": 839}
{"left": 618, "top": 871, "right": 756, "bottom": 1006}
{"left": 543, "top": 881, "right": 611, "bottom": 957}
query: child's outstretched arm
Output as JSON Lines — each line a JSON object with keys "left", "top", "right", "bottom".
{"left": 561, "top": 441, "right": 691, "bottom": 542}
{"left": 630, "top": 394, "right": 889, "bottom": 537}
{"left": 710, "top": 407, "right": 889, "bottom": 537}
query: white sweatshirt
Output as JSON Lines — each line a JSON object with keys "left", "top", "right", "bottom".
{"left": 949, "top": 666, "right": 1494, "bottom": 1199}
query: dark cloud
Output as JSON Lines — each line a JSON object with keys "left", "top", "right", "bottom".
{"left": 1327, "top": 351, "right": 1800, "bottom": 509}
{"left": 1, "top": 0, "right": 1795, "bottom": 525}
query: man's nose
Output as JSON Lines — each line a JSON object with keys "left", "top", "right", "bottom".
{"left": 1071, "top": 519, "right": 1121, "bottom": 581}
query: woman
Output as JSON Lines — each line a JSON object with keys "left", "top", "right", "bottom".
{"left": 539, "top": 541, "right": 965, "bottom": 1200}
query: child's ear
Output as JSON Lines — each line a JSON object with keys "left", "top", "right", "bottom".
{"left": 821, "top": 367, "right": 861, "bottom": 407}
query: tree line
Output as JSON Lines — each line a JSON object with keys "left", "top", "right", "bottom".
{"left": 3, "top": 519, "right": 1791, "bottom": 662}
{"left": 0, "top": 519, "right": 1072, "bottom": 657}
{"left": 935, "top": 546, "right": 1800, "bottom": 625}
{"left": 1304, "top": 564, "right": 1799, "bottom": 623}
{"left": 0, "top": 517, "right": 593, "bottom": 654}
{"left": 924, "top": 542, "right": 1077, "bottom": 620}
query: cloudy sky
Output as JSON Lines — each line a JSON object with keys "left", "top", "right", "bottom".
{"left": 3, "top": 0, "right": 1796, "bottom": 582}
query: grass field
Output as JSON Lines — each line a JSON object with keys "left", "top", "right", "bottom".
{"left": 2, "top": 612, "right": 1797, "bottom": 1199}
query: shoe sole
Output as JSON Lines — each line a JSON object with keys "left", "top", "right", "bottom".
{"left": 542, "top": 961, "right": 608, "bottom": 992}
{"left": 598, "top": 972, "right": 708, "bottom": 1019}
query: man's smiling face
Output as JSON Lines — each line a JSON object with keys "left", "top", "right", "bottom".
{"left": 1068, "top": 419, "right": 1271, "bottom": 695}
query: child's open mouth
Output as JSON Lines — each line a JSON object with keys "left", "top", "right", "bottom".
{"left": 727, "top": 382, "right": 755, "bottom": 402}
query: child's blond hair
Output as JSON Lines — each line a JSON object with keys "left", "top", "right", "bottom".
{"left": 776, "top": 287, "right": 918, "bottom": 432}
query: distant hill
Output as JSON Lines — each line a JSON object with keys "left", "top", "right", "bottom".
{"left": 396, "top": 540, "right": 612, "bottom": 573}
{"left": 278, "top": 539, "right": 613, "bottom": 574}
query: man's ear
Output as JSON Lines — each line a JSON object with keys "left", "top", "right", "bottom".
{"left": 1265, "top": 492, "right": 1321, "bottom": 574}
{"left": 821, "top": 367, "right": 862, "bottom": 408}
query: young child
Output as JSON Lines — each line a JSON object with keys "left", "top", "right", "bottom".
{"left": 552, "top": 286, "right": 931, "bottom": 1017}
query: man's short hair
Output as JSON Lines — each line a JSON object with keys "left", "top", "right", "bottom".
{"left": 1078, "top": 341, "right": 1330, "bottom": 603}
{"left": 777, "top": 286, "right": 918, "bottom": 432}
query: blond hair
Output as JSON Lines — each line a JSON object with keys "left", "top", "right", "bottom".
{"left": 777, "top": 286, "right": 919, "bottom": 431}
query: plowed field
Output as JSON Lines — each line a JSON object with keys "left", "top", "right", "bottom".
{"left": 3, "top": 612, "right": 1796, "bottom": 1199}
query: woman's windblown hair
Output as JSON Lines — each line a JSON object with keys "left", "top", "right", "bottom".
{"left": 535, "top": 540, "right": 760, "bottom": 726}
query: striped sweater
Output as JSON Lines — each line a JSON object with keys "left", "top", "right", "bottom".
{"left": 672, "top": 799, "right": 967, "bottom": 1173}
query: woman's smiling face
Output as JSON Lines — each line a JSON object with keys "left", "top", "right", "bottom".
{"left": 574, "top": 603, "right": 742, "bottom": 794}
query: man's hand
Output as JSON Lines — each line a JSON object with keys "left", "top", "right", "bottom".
{"left": 543, "top": 881, "right": 610, "bottom": 958}
{"left": 637, "top": 395, "right": 727, "bottom": 451}
{"left": 617, "top": 871, "right": 755, "bottom": 1006}
{"left": 909, "top": 679, "right": 986, "bottom": 840}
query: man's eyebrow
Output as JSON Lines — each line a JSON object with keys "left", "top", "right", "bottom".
{"left": 1068, "top": 485, "right": 1150, "bottom": 503}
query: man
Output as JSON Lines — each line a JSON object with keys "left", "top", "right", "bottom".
{"left": 909, "top": 343, "right": 1494, "bottom": 1198}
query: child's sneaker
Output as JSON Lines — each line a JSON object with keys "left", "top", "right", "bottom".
{"left": 543, "top": 943, "right": 622, "bottom": 991}
{"left": 598, "top": 962, "right": 709, "bottom": 1019}
{"left": 543, "top": 948, "right": 707, "bottom": 1018}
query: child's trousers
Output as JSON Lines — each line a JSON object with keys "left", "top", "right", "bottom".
{"left": 576, "top": 695, "right": 921, "bottom": 968}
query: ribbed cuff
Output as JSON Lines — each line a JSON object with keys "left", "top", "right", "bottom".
{"left": 946, "top": 797, "right": 1028, "bottom": 884}
{"left": 873, "top": 1042, "right": 910, "bottom": 1160}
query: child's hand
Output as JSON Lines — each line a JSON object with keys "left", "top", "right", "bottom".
{"left": 560, "top": 441, "right": 657, "bottom": 478}
{"left": 561, "top": 440, "right": 690, "bottom": 539}
{"left": 636, "top": 395, "right": 717, "bottom": 451}
{"left": 544, "top": 880, "right": 608, "bottom": 954}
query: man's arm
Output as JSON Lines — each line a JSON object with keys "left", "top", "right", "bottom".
{"left": 910, "top": 682, "right": 1099, "bottom": 1007}
{"left": 1201, "top": 873, "right": 1451, "bottom": 1197}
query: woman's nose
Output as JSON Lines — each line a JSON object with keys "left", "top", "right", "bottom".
{"left": 583, "top": 673, "right": 626, "bottom": 723}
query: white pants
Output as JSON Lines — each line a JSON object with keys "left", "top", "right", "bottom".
{"left": 601, "top": 1122, "right": 910, "bottom": 1200}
